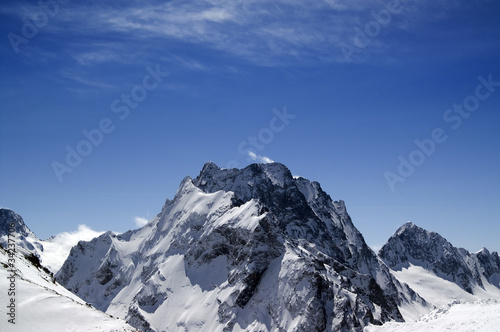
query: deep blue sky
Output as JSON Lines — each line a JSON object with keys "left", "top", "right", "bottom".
{"left": 1, "top": 0, "right": 499, "bottom": 252}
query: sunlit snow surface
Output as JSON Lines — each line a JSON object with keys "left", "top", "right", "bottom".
{"left": 0, "top": 247, "right": 137, "bottom": 332}
{"left": 393, "top": 264, "right": 500, "bottom": 308}
{"left": 365, "top": 263, "right": 500, "bottom": 331}
{"left": 365, "top": 299, "right": 500, "bottom": 332}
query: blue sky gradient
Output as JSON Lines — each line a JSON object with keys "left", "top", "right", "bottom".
{"left": 1, "top": 0, "right": 499, "bottom": 252}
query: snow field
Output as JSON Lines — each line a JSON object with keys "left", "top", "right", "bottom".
{"left": 0, "top": 248, "right": 137, "bottom": 332}
{"left": 365, "top": 299, "right": 500, "bottom": 332}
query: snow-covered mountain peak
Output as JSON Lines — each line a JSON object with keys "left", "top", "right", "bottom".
{"left": 379, "top": 222, "right": 500, "bottom": 296}
{"left": 193, "top": 162, "right": 294, "bottom": 198}
{"left": 172, "top": 175, "right": 195, "bottom": 198}
{"left": 191, "top": 162, "right": 364, "bottom": 251}
{"left": 395, "top": 221, "right": 417, "bottom": 235}
{"left": 388, "top": 222, "right": 450, "bottom": 251}
{"left": 476, "top": 247, "right": 490, "bottom": 255}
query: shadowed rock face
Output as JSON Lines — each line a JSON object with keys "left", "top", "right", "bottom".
{"left": 0, "top": 208, "right": 43, "bottom": 255}
{"left": 379, "top": 222, "right": 500, "bottom": 294}
{"left": 56, "top": 162, "right": 424, "bottom": 332}
{"left": 475, "top": 248, "right": 500, "bottom": 287}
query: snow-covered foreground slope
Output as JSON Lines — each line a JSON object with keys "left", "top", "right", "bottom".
{"left": 0, "top": 244, "right": 138, "bottom": 331}
{"left": 364, "top": 299, "right": 500, "bottom": 332}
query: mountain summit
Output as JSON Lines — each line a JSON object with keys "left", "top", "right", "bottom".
{"left": 56, "top": 162, "right": 425, "bottom": 332}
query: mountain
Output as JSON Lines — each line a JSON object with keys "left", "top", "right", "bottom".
{"left": 378, "top": 222, "right": 500, "bottom": 303}
{"left": 475, "top": 247, "right": 500, "bottom": 288}
{"left": 365, "top": 299, "right": 500, "bottom": 332}
{"left": 56, "top": 162, "right": 426, "bottom": 332}
{"left": 0, "top": 213, "right": 138, "bottom": 331}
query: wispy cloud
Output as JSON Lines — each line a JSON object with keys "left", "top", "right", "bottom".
{"left": 248, "top": 151, "right": 274, "bottom": 164}
{"left": 62, "top": 74, "right": 116, "bottom": 89}
{"left": 162, "top": 55, "right": 208, "bottom": 71}
{"left": 3, "top": 0, "right": 488, "bottom": 67}
{"left": 0, "top": 0, "right": 404, "bottom": 65}
{"left": 74, "top": 50, "right": 123, "bottom": 66}
{"left": 134, "top": 217, "right": 149, "bottom": 228}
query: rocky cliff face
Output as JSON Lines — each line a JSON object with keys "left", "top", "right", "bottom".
{"left": 0, "top": 208, "right": 44, "bottom": 257}
{"left": 56, "top": 162, "right": 426, "bottom": 332}
{"left": 474, "top": 248, "right": 500, "bottom": 288}
{"left": 379, "top": 222, "right": 500, "bottom": 294}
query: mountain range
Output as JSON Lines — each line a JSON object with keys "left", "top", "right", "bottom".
{"left": 380, "top": 221, "right": 500, "bottom": 294}
{"left": 1, "top": 162, "right": 499, "bottom": 331}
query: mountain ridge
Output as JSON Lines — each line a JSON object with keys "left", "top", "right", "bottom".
{"left": 379, "top": 221, "right": 500, "bottom": 295}
{"left": 55, "top": 162, "right": 426, "bottom": 331}
{"left": 3, "top": 162, "right": 500, "bottom": 331}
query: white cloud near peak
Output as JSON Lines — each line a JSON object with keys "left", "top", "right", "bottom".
{"left": 134, "top": 217, "right": 149, "bottom": 228}
{"left": 248, "top": 151, "right": 274, "bottom": 164}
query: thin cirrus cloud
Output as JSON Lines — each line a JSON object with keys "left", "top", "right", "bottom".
{"left": 86, "top": 2, "right": 350, "bottom": 63}
{"left": 4, "top": 0, "right": 483, "bottom": 69}
{"left": 248, "top": 151, "right": 274, "bottom": 164}
{"left": 74, "top": 50, "right": 124, "bottom": 66}
{"left": 4, "top": 0, "right": 436, "bottom": 65}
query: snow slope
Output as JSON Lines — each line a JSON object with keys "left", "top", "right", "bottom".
{"left": 0, "top": 244, "right": 138, "bottom": 331}
{"left": 392, "top": 264, "right": 500, "bottom": 308}
{"left": 379, "top": 222, "right": 500, "bottom": 300}
{"left": 376, "top": 221, "right": 500, "bottom": 328}
{"left": 364, "top": 299, "right": 500, "bottom": 332}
